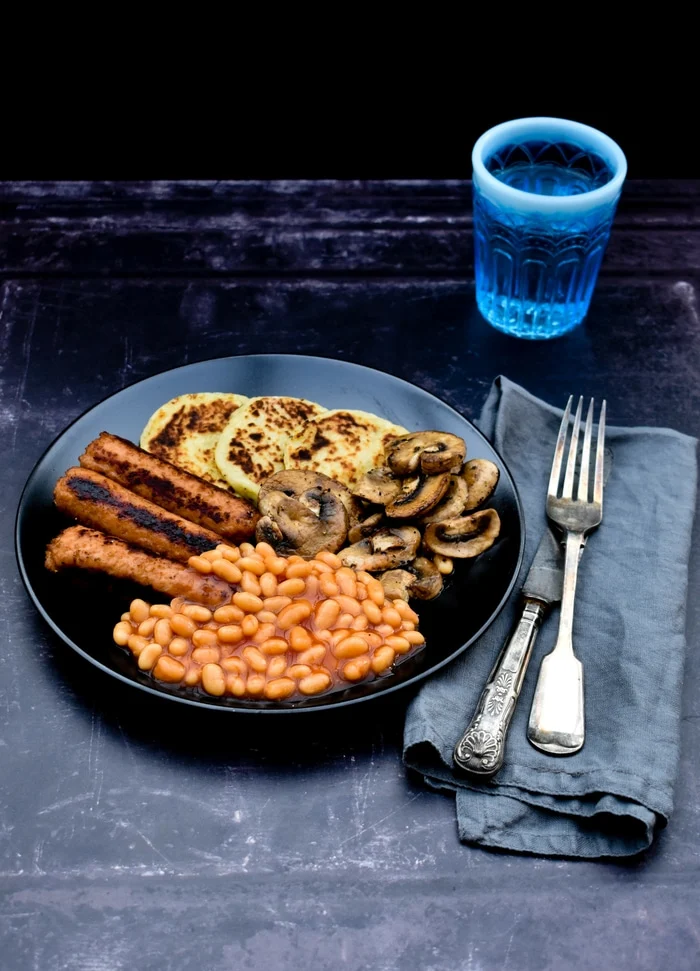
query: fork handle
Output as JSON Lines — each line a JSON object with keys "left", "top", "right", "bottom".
{"left": 527, "top": 530, "right": 586, "bottom": 755}
{"left": 453, "top": 599, "right": 546, "bottom": 776}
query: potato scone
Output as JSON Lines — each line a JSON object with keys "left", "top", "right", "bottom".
{"left": 140, "top": 393, "right": 249, "bottom": 489}
{"left": 215, "top": 396, "right": 327, "bottom": 500}
{"left": 284, "top": 410, "right": 409, "bottom": 489}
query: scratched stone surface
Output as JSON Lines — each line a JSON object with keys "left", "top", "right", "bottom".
{"left": 1, "top": 182, "right": 699, "bottom": 971}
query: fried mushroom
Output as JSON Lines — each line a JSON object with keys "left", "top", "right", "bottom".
{"left": 352, "top": 467, "right": 402, "bottom": 505}
{"left": 338, "top": 526, "right": 421, "bottom": 572}
{"left": 256, "top": 470, "right": 349, "bottom": 557}
{"left": 379, "top": 569, "right": 415, "bottom": 601}
{"left": 463, "top": 459, "right": 500, "bottom": 511}
{"left": 385, "top": 472, "right": 450, "bottom": 519}
{"left": 416, "top": 474, "right": 469, "bottom": 524}
{"left": 386, "top": 431, "right": 466, "bottom": 476}
{"left": 423, "top": 508, "right": 501, "bottom": 559}
{"left": 347, "top": 506, "right": 385, "bottom": 544}
{"left": 408, "top": 557, "right": 444, "bottom": 600}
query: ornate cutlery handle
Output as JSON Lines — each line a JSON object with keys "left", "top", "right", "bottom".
{"left": 453, "top": 600, "right": 546, "bottom": 777}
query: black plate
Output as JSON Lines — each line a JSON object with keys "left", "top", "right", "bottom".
{"left": 15, "top": 354, "right": 524, "bottom": 714}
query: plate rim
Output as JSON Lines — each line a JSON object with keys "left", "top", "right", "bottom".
{"left": 15, "top": 353, "right": 525, "bottom": 715}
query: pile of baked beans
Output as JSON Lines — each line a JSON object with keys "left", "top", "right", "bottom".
{"left": 113, "top": 541, "right": 424, "bottom": 701}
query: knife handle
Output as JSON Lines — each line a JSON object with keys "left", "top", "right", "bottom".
{"left": 453, "top": 599, "right": 546, "bottom": 777}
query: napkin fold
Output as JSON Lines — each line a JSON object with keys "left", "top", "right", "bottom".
{"left": 404, "top": 377, "right": 697, "bottom": 858}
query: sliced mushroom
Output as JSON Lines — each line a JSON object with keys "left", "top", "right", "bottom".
{"left": 380, "top": 569, "right": 415, "bottom": 601}
{"left": 386, "top": 431, "right": 466, "bottom": 476}
{"left": 256, "top": 470, "right": 349, "bottom": 557}
{"left": 347, "top": 506, "right": 385, "bottom": 544}
{"left": 416, "top": 474, "right": 469, "bottom": 524}
{"left": 463, "top": 459, "right": 500, "bottom": 511}
{"left": 423, "top": 509, "right": 501, "bottom": 559}
{"left": 385, "top": 472, "right": 450, "bottom": 519}
{"left": 408, "top": 557, "right": 444, "bottom": 600}
{"left": 338, "top": 526, "right": 421, "bottom": 572}
{"left": 353, "top": 467, "right": 402, "bottom": 505}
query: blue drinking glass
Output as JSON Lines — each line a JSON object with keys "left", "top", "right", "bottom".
{"left": 472, "top": 117, "right": 627, "bottom": 339}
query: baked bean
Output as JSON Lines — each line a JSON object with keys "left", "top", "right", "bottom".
{"left": 334, "top": 635, "right": 370, "bottom": 659}
{"left": 181, "top": 604, "right": 212, "bottom": 623}
{"left": 360, "top": 631, "right": 383, "bottom": 650}
{"left": 342, "top": 656, "right": 371, "bottom": 681}
{"left": 239, "top": 542, "right": 256, "bottom": 557}
{"left": 382, "top": 606, "right": 403, "bottom": 628}
{"left": 241, "top": 614, "right": 259, "bottom": 637}
{"left": 233, "top": 591, "right": 264, "bottom": 613}
{"left": 316, "top": 550, "right": 342, "bottom": 569}
{"left": 299, "top": 672, "right": 332, "bottom": 695}
{"left": 351, "top": 615, "right": 369, "bottom": 631}
{"left": 221, "top": 656, "right": 247, "bottom": 676}
{"left": 334, "top": 594, "right": 362, "bottom": 617}
{"left": 171, "top": 613, "right": 197, "bottom": 638}
{"left": 263, "top": 596, "right": 292, "bottom": 614}
{"left": 169, "top": 636, "right": 190, "bottom": 657}
{"left": 150, "top": 604, "right": 173, "bottom": 619}
{"left": 404, "top": 630, "right": 426, "bottom": 646}
{"left": 401, "top": 621, "right": 416, "bottom": 631}
{"left": 265, "top": 556, "right": 288, "bottom": 576}
{"left": 315, "top": 629, "right": 333, "bottom": 644}
{"left": 297, "top": 645, "right": 327, "bottom": 666}
{"left": 259, "top": 572, "right": 278, "bottom": 597}
{"left": 287, "top": 555, "right": 304, "bottom": 564}
{"left": 237, "top": 556, "right": 266, "bottom": 576}
{"left": 127, "top": 633, "right": 149, "bottom": 655}
{"left": 153, "top": 655, "right": 186, "bottom": 682}
{"left": 154, "top": 618, "right": 173, "bottom": 646}
{"left": 314, "top": 598, "right": 341, "bottom": 630}
{"left": 366, "top": 579, "right": 385, "bottom": 606}
{"left": 385, "top": 635, "right": 411, "bottom": 655}
{"left": 330, "top": 628, "right": 351, "bottom": 647}
{"left": 229, "top": 675, "right": 247, "bottom": 697}
{"left": 278, "top": 578, "right": 306, "bottom": 598}
{"left": 393, "top": 600, "right": 419, "bottom": 624}
{"left": 277, "top": 601, "right": 312, "bottom": 630}
{"left": 253, "top": 623, "right": 277, "bottom": 644}
{"left": 184, "top": 666, "right": 201, "bottom": 686}
{"left": 256, "top": 610, "right": 277, "bottom": 625}
{"left": 267, "top": 656, "right": 288, "bottom": 678}
{"left": 264, "top": 678, "right": 296, "bottom": 700}
{"left": 121, "top": 611, "right": 131, "bottom": 622}
{"left": 192, "top": 646, "right": 220, "bottom": 665}
{"left": 192, "top": 629, "right": 218, "bottom": 648}
{"left": 312, "top": 560, "right": 333, "bottom": 574}
{"left": 189, "top": 555, "right": 213, "bottom": 574}
{"left": 288, "top": 664, "right": 312, "bottom": 679}
{"left": 242, "top": 646, "right": 268, "bottom": 673}
{"left": 240, "top": 571, "right": 262, "bottom": 596}
{"left": 336, "top": 569, "right": 357, "bottom": 597}
{"left": 288, "top": 626, "right": 313, "bottom": 651}
{"left": 218, "top": 545, "right": 241, "bottom": 562}
{"left": 356, "top": 583, "right": 368, "bottom": 601}
{"left": 304, "top": 575, "right": 320, "bottom": 600}
{"left": 138, "top": 617, "right": 157, "bottom": 637}
{"left": 129, "top": 599, "right": 150, "bottom": 624}
{"left": 371, "top": 646, "right": 395, "bottom": 674}
{"left": 434, "top": 553, "right": 454, "bottom": 575}
{"left": 355, "top": 571, "right": 374, "bottom": 585}
{"left": 376, "top": 624, "right": 394, "bottom": 637}
{"left": 255, "top": 541, "right": 276, "bottom": 558}
{"left": 113, "top": 621, "right": 132, "bottom": 646}
{"left": 286, "top": 561, "right": 313, "bottom": 578}
{"left": 212, "top": 559, "right": 242, "bottom": 584}
{"left": 213, "top": 604, "right": 244, "bottom": 624}
{"left": 259, "top": 636, "right": 288, "bottom": 655}
{"left": 334, "top": 613, "right": 353, "bottom": 631}
{"left": 202, "top": 663, "right": 226, "bottom": 696}
{"left": 201, "top": 549, "right": 221, "bottom": 562}
{"left": 318, "top": 573, "right": 340, "bottom": 598}
{"left": 362, "top": 600, "right": 383, "bottom": 625}
{"left": 246, "top": 674, "right": 266, "bottom": 696}
{"left": 138, "top": 643, "right": 162, "bottom": 671}
{"left": 217, "top": 625, "right": 244, "bottom": 644}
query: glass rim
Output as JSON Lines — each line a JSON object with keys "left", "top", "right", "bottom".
{"left": 472, "top": 116, "right": 627, "bottom": 214}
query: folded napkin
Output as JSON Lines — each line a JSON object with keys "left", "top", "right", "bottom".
{"left": 404, "top": 377, "right": 697, "bottom": 858}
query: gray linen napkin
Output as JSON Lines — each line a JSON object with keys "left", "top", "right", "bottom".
{"left": 404, "top": 377, "right": 697, "bottom": 858}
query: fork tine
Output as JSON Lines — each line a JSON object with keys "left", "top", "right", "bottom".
{"left": 562, "top": 396, "right": 583, "bottom": 499}
{"left": 594, "top": 399, "right": 607, "bottom": 505}
{"left": 577, "top": 399, "right": 595, "bottom": 501}
{"left": 548, "top": 395, "right": 573, "bottom": 497}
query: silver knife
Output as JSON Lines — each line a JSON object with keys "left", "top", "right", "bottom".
{"left": 453, "top": 527, "right": 563, "bottom": 777}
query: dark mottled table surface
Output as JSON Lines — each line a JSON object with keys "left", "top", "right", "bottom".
{"left": 1, "top": 181, "right": 699, "bottom": 971}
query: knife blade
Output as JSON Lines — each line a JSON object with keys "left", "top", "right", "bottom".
{"left": 453, "top": 446, "right": 611, "bottom": 778}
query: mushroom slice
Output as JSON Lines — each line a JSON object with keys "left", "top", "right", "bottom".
{"left": 386, "top": 431, "right": 466, "bottom": 476}
{"left": 423, "top": 509, "right": 501, "bottom": 559}
{"left": 353, "top": 467, "right": 402, "bottom": 505}
{"left": 416, "top": 474, "right": 469, "bottom": 524}
{"left": 385, "top": 472, "right": 450, "bottom": 519}
{"left": 408, "top": 557, "right": 444, "bottom": 600}
{"left": 462, "top": 459, "right": 500, "bottom": 511}
{"left": 347, "top": 506, "right": 385, "bottom": 544}
{"left": 257, "top": 470, "right": 349, "bottom": 557}
{"left": 338, "top": 526, "right": 421, "bottom": 572}
{"left": 380, "top": 569, "right": 415, "bottom": 601}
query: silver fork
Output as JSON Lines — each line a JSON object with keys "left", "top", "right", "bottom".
{"left": 527, "top": 396, "right": 606, "bottom": 756}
